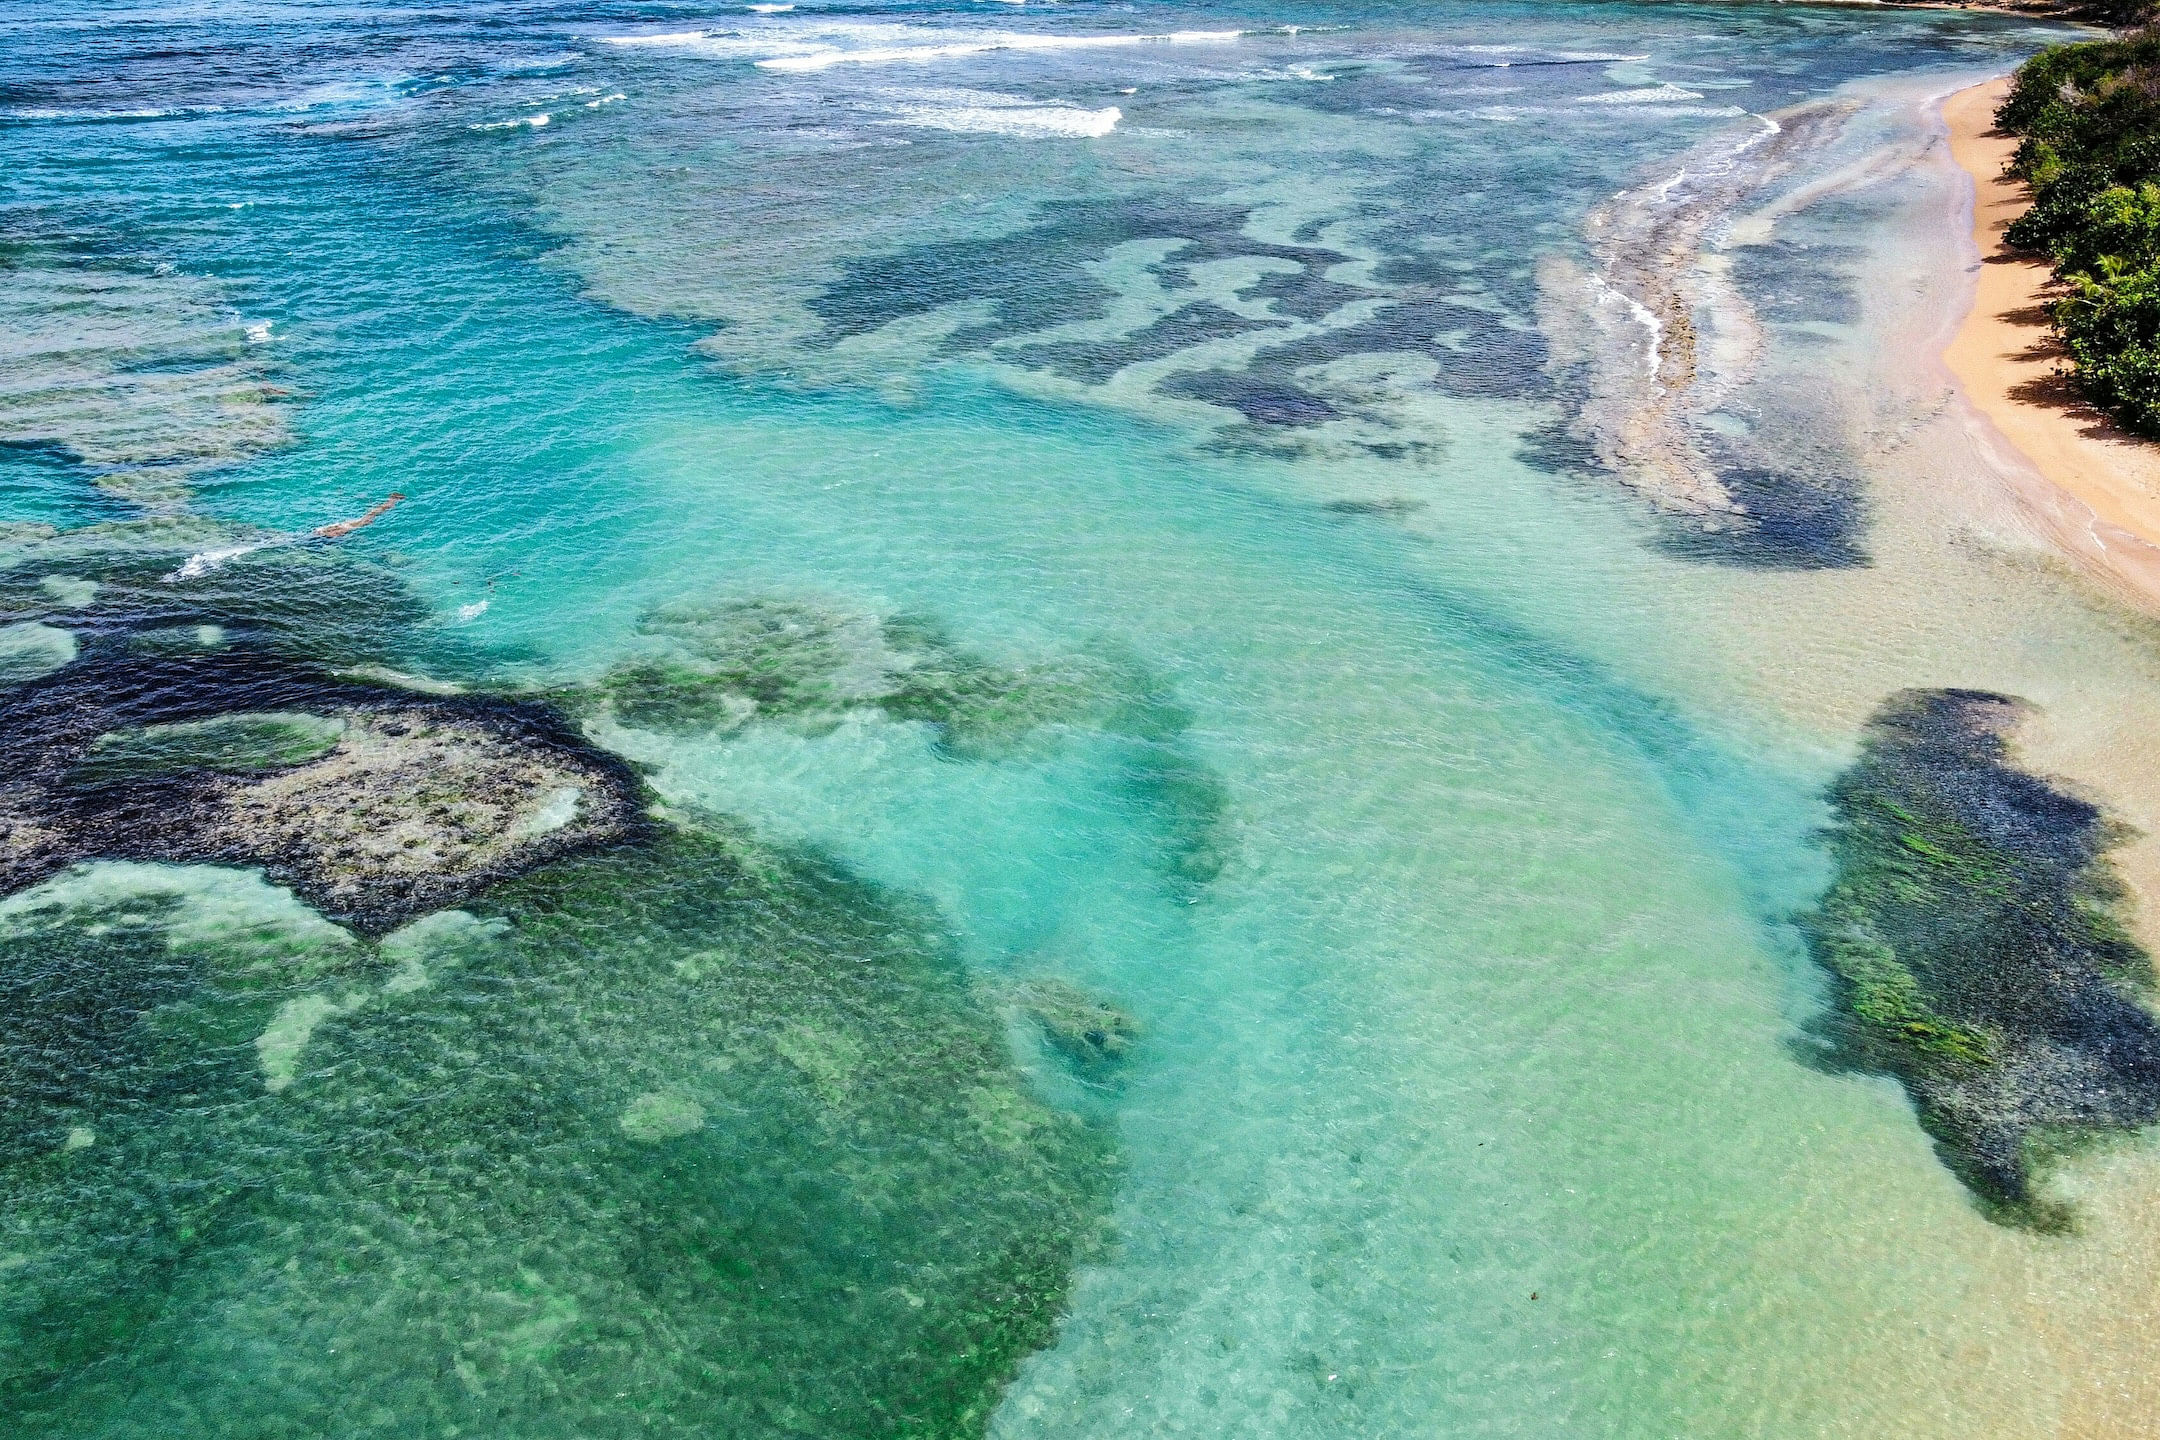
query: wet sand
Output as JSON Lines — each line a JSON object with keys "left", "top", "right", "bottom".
{"left": 1941, "top": 76, "right": 2160, "bottom": 612}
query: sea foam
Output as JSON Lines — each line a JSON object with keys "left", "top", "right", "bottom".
{"left": 1577, "top": 83, "right": 1706, "bottom": 105}
{"left": 758, "top": 29, "right": 1242, "bottom": 73}
{"left": 885, "top": 102, "right": 1119, "bottom": 137}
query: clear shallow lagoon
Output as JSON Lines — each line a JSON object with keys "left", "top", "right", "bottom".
{"left": 10, "top": 2, "right": 2160, "bottom": 1435}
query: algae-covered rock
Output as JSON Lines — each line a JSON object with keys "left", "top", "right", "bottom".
{"left": 65, "top": 712, "right": 345, "bottom": 788}
{"left": 0, "top": 820, "right": 1116, "bottom": 1440}
{"left": 0, "top": 528, "right": 644, "bottom": 931}
{"left": 1013, "top": 976, "right": 1139, "bottom": 1077}
{"left": 1806, "top": 689, "right": 2160, "bottom": 1226}
{"left": 587, "top": 594, "right": 1185, "bottom": 758}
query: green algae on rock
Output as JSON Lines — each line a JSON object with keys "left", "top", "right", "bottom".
{"left": 1012, "top": 976, "right": 1140, "bottom": 1080}
{"left": 0, "top": 820, "right": 1116, "bottom": 1440}
{"left": 65, "top": 712, "right": 346, "bottom": 788}
{"left": 0, "top": 524, "right": 644, "bottom": 932}
{"left": 588, "top": 595, "right": 1183, "bottom": 756}
{"left": 1805, "top": 689, "right": 2160, "bottom": 1226}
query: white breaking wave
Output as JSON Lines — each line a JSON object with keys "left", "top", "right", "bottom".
{"left": 758, "top": 29, "right": 1243, "bottom": 73}
{"left": 164, "top": 540, "right": 277, "bottom": 582}
{"left": 883, "top": 101, "right": 1119, "bottom": 137}
{"left": 1577, "top": 83, "right": 1706, "bottom": 105}
{"left": 748, "top": 3, "right": 794, "bottom": 10}
{"left": 1, "top": 104, "right": 225, "bottom": 121}
{"left": 598, "top": 22, "right": 911, "bottom": 59}
{"left": 1444, "top": 45, "right": 1651, "bottom": 66}
{"left": 470, "top": 113, "right": 550, "bottom": 131}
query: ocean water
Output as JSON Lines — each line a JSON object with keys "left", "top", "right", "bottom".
{"left": 11, "top": 1, "right": 2160, "bottom": 1436}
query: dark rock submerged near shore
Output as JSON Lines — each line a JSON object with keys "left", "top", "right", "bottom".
{"left": 1, "top": 635, "right": 645, "bottom": 935}
{"left": 1807, "top": 688, "right": 2160, "bottom": 1227}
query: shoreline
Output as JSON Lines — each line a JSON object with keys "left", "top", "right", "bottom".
{"left": 1939, "top": 77, "right": 2160, "bottom": 612}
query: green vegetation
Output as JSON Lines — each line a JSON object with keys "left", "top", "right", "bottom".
{"left": 64, "top": 712, "right": 345, "bottom": 788}
{"left": 0, "top": 825, "right": 1117, "bottom": 1438}
{"left": 0, "top": 521, "right": 1124, "bottom": 1436}
{"left": 1999, "top": 27, "right": 2160, "bottom": 431}
{"left": 1805, "top": 689, "right": 2160, "bottom": 1228}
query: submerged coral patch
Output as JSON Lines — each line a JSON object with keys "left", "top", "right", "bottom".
{"left": 0, "top": 621, "right": 76, "bottom": 685}
{"left": 0, "top": 821, "right": 1116, "bottom": 1438}
{"left": 1012, "top": 976, "right": 1139, "bottom": 1079}
{"left": 592, "top": 596, "right": 1170, "bottom": 757}
{"left": 1805, "top": 689, "right": 2160, "bottom": 1226}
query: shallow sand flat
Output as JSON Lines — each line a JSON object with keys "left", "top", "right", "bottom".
{"left": 1942, "top": 77, "right": 2160, "bottom": 611}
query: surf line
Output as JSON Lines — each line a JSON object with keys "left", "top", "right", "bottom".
{"left": 163, "top": 492, "right": 405, "bottom": 582}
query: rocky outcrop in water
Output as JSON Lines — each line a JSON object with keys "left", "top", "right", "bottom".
{"left": 1806, "top": 689, "right": 2160, "bottom": 1227}
{"left": 0, "top": 525, "right": 642, "bottom": 931}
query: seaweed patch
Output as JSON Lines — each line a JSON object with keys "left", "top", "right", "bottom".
{"left": 0, "top": 525, "right": 1122, "bottom": 1436}
{"left": 1805, "top": 689, "right": 2160, "bottom": 1227}
{"left": 0, "top": 820, "right": 1118, "bottom": 1437}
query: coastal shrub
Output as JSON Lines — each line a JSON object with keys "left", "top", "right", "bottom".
{"left": 1999, "top": 29, "right": 2160, "bottom": 432}
{"left": 2059, "top": 262, "right": 2160, "bottom": 430}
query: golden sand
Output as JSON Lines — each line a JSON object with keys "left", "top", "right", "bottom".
{"left": 1941, "top": 77, "right": 2160, "bottom": 612}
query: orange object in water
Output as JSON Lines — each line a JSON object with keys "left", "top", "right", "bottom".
{"left": 313, "top": 492, "right": 405, "bottom": 540}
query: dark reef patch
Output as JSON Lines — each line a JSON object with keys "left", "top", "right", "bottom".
{"left": 806, "top": 197, "right": 1345, "bottom": 351}
{"left": 1003, "top": 302, "right": 1280, "bottom": 383}
{"left": 1653, "top": 461, "right": 1867, "bottom": 571}
{"left": 1805, "top": 689, "right": 2160, "bottom": 1227}
{"left": 1249, "top": 294, "right": 1549, "bottom": 402}
{"left": 1, "top": 630, "right": 645, "bottom": 934}
{"left": 1157, "top": 291, "right": 1548, "bottom": 433}
{"left": 1159, "top": 369, "right": 1343, "bottom": 427}
{"left": 1237, "top": 264, "right": 1371, "bottom": 322}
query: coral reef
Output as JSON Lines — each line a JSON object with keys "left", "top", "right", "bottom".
{"left": 0, "top": 523, "right": 645, "bottom": 930}
{"left": 1806, "top": 689, "right": 2160, "bottom": 1226}
{"left": 585, "top": 596, "right": 1149, "bottom": 758}
{"left": 0, "top": 522, "right": 1121, "bottom": 1436}
{"left": 1012, "top": 976, "right": 1140, "bottom": 1079}
{"left": 0, "top": 822, "right": 1116, "bottom": 1439}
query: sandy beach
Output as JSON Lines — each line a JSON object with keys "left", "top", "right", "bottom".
{"left": 1941, "top": 77, "right": 2160, "bottom": 610}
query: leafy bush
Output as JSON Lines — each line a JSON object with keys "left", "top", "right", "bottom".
{"left": 2061, "top": 261, "right": 2160, "bottom": 429}
{"left": 1998, "top": 28, "right": 2160, "bottom": 433}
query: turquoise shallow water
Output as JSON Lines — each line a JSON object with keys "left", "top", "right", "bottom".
{"left": 7, "top": 1, "right": 2151, "bottom": 1435}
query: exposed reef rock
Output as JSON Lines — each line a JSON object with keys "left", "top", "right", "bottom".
{"left": 1538, "top": 102, "right": 1869, "bottom": 569}
{"left": 0, "top": 526, "right": 642, "bottom": 932}
{"left": 1806, "top": 689, "right": 2160, "bottom": 1226}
